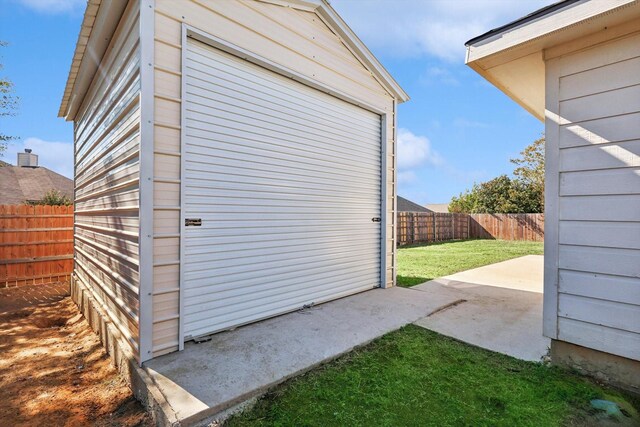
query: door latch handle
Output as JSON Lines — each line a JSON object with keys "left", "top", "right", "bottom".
{"left": 371, "top": 217, "right": 381, "bottom": 222}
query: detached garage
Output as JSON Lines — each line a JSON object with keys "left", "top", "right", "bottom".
{"left": 59, "top": 0, "right": 407, "bottom": 364}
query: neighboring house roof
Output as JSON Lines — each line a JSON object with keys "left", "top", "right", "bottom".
{"left": 58, "top": 0, "right": 409, "bottom": 121}
{"left": 0, "top": 165, "right": 73, "bottom": 204}
{"left": 464, "top": 0, "right": 640, "bottom": 120}
{"left": 425, "top": 203, "right": 450, "bottom": 213}
{"left": 397, "top": 196, "right": 431, "bottom": 212}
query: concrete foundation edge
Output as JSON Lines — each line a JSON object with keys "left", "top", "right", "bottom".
{"left": 70, "top": 276, "right": 180, "bottom": 426}
{"left": 550, "top": 339, "right": 640, "bottom": 395}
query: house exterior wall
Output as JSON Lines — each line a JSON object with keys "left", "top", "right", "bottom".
{"left": 72, "top": 0, "right": 142, "bottom": 361}
{"left": 150, "top": 0, "right": 398, "bottom": 357}
{"left": 544, "top": 28, "right": 640, "bottom": 362}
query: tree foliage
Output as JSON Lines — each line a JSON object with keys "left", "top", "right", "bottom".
{"left": 1, "top": 41, "right": 19, "bottom": 154}
{"left": 449, "top": 136, "right": 545, "bottom": 213}
{"left": 28, "top": 189, "right": 73, "bottom": 206}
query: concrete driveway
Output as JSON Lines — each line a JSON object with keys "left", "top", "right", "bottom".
{"left": 138, "top": 255, "right": 548, "bottom": 425}
{"left": 412, "top": 255, "right": 549, "bottom": 361}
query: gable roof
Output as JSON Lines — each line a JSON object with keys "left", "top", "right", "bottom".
{"left": 59, "top": 0, "right": 408, "bottom": 121}
{"left": 397, "top": 196, "right": 431, "bottom": 213}
{"left": 0, "top": 165, "right": 73, "bottom": 204}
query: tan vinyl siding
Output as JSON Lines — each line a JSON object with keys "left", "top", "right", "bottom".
{"left": 546, "top": 29, "right": 640, "bottom": 361}
{"left": 151, "top": 0, "right": 397, "bottom": 356}
{"left": 73, "top": 1, "right": 142, "bottom": 359}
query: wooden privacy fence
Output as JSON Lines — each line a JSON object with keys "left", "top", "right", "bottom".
{"left": 397, "top": 212, "right": 544, "bottom": 246}
{"left": 469, "top": 213, "right": 544, "bottom": 242}
{"left": 0, "top": 205, "right": 74, "bottom": 287}
{"left": 397, "top": 212, "right": 469, "bottom": 245}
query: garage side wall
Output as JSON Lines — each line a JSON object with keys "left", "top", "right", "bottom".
{"left": 73, "top": 1, "right": 142, "bottom": 360}
{"left": 544, "top": 29, "right": 640, "bottom": 361}
{"left": 150, "top": 0, "right": 397, "bottom": 357}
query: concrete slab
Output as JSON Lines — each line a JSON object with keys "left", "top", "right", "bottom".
{"left": 442, "top": 255, "right": 543, "bottom": 293}
{"left": 143, "top": 286, "right": 462, "bottom": 426}
{"left": 412, "top": 256, "right": 550, "bottom": 362}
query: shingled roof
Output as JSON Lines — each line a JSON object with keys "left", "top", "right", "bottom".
{"left": 0, "top": 164, "right": 73, "bottom": 204}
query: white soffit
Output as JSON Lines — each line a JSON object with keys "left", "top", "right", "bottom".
{"left": 465, "top": 0, "right": 640, "bottom": 120}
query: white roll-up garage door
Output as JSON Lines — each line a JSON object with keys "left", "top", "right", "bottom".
{"left": 182, "top": 38, "right": 382, "bottom": 340}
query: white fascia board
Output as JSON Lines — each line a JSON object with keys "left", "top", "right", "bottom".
{"left": 466, "top": 0, "right": 635, "bottom": 64}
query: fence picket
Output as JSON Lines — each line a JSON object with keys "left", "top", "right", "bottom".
{"left": 397, "top": 212, "right": 543, "bottom": 246}
{"left": 0, "top": 204, "right": 74, "bottom": 287}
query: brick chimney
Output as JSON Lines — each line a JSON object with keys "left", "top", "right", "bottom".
{"left": 17, "top": 149, "right": 38, "bottom": 168}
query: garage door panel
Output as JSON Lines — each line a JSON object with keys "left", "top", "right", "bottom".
{"left": 184, "top": 259, "right": 380, "bottom": 296}
{"left": 185, "top": 129, "right": 381, "bottom": 172}
{"left": 182, "top": 39, "right": 382, "bottom": 340}
{"left": 182, "top": 187, "right": 380, "bottom": 205}
{"left": 186, "top": 87, "right": 382, "bottom": 143}
{"left": 185, "top": 114, "right": 381, "bottom": 163}
{"left": 183, "top": 243, "right": 379, "bottom": 270}
{"left": 184, "top": 163, "right": 381, "bottom": 192}
{"left": 186, "top": 44, "right": 380, "bottom": 128}
{"left": 185, "top": 150, "right": 380, "bottom": 182}
{"left": 185, "top": 280, "right": 377, "bottom": 338}
{"left": 185, "top": 67, "right": 381, "bottom": 131}
{"left": 184, "top": 269, "right": 381, "bottom": 313}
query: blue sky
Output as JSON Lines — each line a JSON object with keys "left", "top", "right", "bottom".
{"left": 0, "top": 0, "right": 552, "bottom": 204}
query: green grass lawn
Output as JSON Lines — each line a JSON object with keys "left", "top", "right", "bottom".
{"left": 226, "top": 326, "right": 638, "bottom": 427}
{"left": 397, "top": 239, "right": 544, "bottom": 287}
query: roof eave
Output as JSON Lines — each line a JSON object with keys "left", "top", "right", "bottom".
{"left": 465, "top": 0, "right": 640, "bottom": 120}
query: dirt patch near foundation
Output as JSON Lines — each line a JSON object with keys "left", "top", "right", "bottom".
{"left": 0, "top": 293, "right": 151, "bottom": 427}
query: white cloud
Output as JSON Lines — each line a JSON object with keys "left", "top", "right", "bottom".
{"left": 398, "top": 170, "right": 417, "bottom": 184}
{"left": 420, "top": 66, "right": 459, "bottom": 86}
{"left": 5, "top": 137, "right": 74, "bottom": 178}
{"left": 397, "top": 128, "right": 442, "bottom": 170}
{"left": 331, "top": 0, "right": 555, "bottom": 62}
{"left": 17, "top": 0, "right": 84, "bottom": 14}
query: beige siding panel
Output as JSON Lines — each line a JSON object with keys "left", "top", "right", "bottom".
{"left": 151, "top": 0, "right": 398, "bottom": 352}
{"left": 155, "top": 125, "right": 181, "bottom": 153}
{"left": 559, "top": 245, "right": 640, "bottom": 278}
{"left": 559, "top": 112, "right": 640, "bottom": 148}
{"left": 559, "top": 221, "right": 640, "bottom": 250}
{"left": 74, "top": 2, "right": 141, "bottom": 359}
{"left": 559, "top": 195, "right": 640, "bottom": 222}
{"left": 558, "top": 317, "right": 640, "bottom": 361}
{"left": 559, "top": 270, "right": 640, "bottom": 305}
{"left": 154, "top": 181, "right": 180, "bottom": 206}
{"left": 154, "top": 152, "right": 181, "bottom": 180}
{"left": 559, "top": 84, "right": 640, "bottom": 124}
{"left": 560, "top": 168, "right": 640, "bottom": 196}
{"left": 556, "top": 32, "right": 640, "bottom": 78}
{"left": 155, "top": 69, "right": 181, "bottom": 99}
{"left": 558, "top": 293, "right": 640, "bottom": 334}
{"left": 153, "top": 264, "right": 180, "bottom": 293}
{"left": 559, "top": 55, "right": 640, "bottom": 101}
{"left": 559, "top": 140, "right": 640, "bottom": 172}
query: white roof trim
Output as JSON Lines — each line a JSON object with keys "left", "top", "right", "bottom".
{"left": 59, "top": 0, "right": 408, "bottom": 121}
{"left": 466, "top": 0, "right": 637, "bottom": 65}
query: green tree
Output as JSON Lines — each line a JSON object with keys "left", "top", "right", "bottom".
{"left": 0, "top": 41, "right": 19, "bottom": 156}
{"left": 511, "top": 135, "right": 544, "bottom": 208}
{"left": 449, "top": 136, "right": 545, "bottom": 214}
{"left": 29, "top": 189, "right": 72, "bottom": 206}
